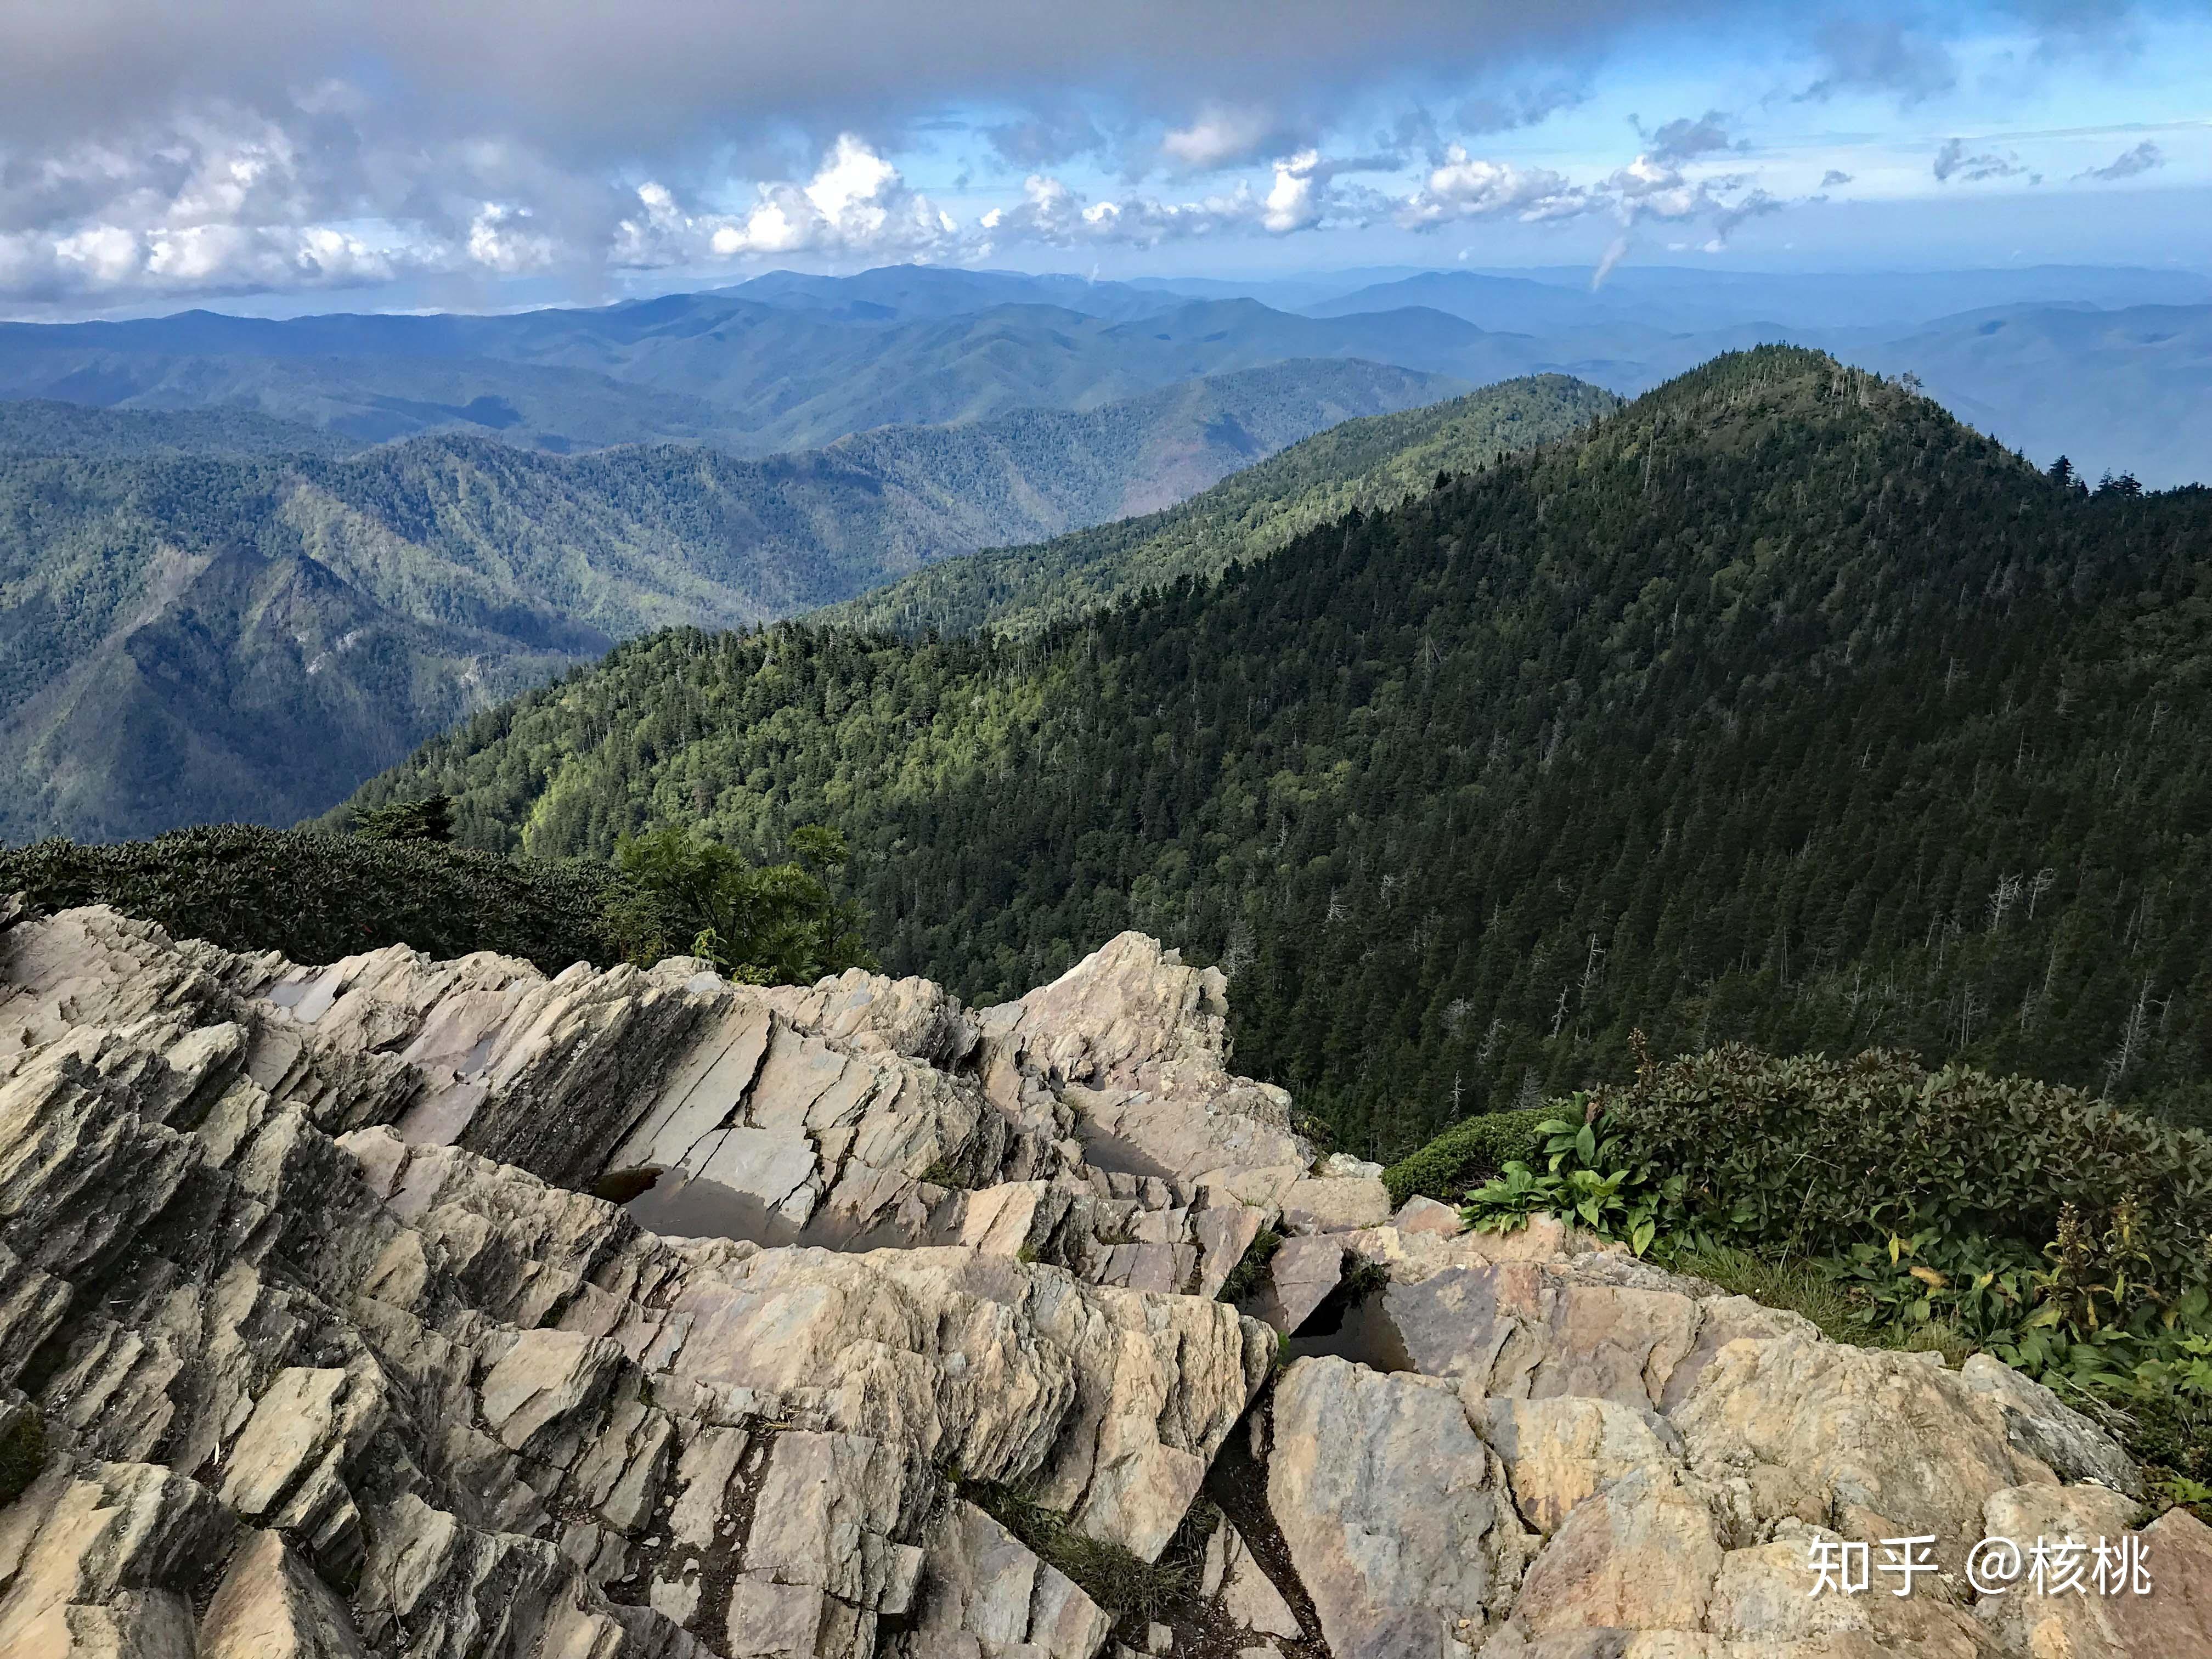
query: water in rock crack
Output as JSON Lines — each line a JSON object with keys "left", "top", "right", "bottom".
{"left": 1072, "top": 1123, "right": 1180, "bottom": 1182}
{"left": 1282, "top": 1278, "right": 1414, "bottom": 1374}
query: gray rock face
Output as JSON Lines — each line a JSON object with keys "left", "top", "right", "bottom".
{"left": 1260, "top": 1221, "right": 2203, "bottom": 1658}
{"left": 2, "top": 906, "right": 2200, "bottom": 1659}
{"left": 0, "top": 912, "right": 1286, "bottom": 1659}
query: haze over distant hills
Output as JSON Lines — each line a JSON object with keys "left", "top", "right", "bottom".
{"left": 2, "top": 261, "right": 2205, "bottom": 482}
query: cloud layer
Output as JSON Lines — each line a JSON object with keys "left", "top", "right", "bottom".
{"left": 0, "top": 0, "right": 2196, "bottom": 308}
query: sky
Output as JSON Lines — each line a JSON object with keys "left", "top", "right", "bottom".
{"left": 1, "top": 0, "right": 2208, "bottom": 319}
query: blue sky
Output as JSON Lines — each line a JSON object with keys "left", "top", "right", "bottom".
{"left": 0, "top": 0, "right": 2205, "bottom": 317}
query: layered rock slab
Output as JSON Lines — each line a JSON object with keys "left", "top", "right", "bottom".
{"left": 8, "top": 900, "right": 2204, "bottom": 1659}
{"left": 0, "top": 907, "right": 1289, "bottom": 1659}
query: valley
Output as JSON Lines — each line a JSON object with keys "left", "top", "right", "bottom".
{"left": 0, "top": 356, "right": 1517, "bottom": 842}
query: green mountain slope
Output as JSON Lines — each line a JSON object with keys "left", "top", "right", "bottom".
{"left": 0, "top": 358, "right": 1457, "bottom": 842}
{"left": 345, "top": 346, "right": 2212, "bottom": 1153}
{"left": 820, "top": 374, "right": 1618, "bottom": 636}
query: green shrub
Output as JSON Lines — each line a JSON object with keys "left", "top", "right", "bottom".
{"left": 0, "top": 1402, "right": 44, "bottom": 1506}
{"left": 1, "top": 817, "right": 878, "bottom": 986}
{"left": 0, "top": 825, "right": 627, "bottom": 972}
{"left": 351, "top": 793, "right": 456, "bottom": 843}
{"left": 1381, "top": 1108, "right": 1549, "bottom": 1206}
{"left": 1596, "top": 1045, "right": 2212, "bottom": 1316}
{"left": 1590, "top": 1043, "right": 2212, "bottom": 1514}
{"left": 610, "top": 823, "right": 872, "bottom": 985}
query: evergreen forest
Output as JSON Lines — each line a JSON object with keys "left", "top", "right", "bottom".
{"left": 342, "top": 346, "right": 2212, "bottom": 1154}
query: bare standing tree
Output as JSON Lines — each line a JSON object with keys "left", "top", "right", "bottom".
{"left": 2103, "top": 979, "right": 2154, "bottom": 1100}
{"left": 2025, "top": 868, "right": 2057, "bottom": 919}
{"left": 1985, "top": 873, "right": 2022, "bottom": 934}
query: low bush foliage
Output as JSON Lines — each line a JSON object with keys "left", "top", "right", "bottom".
{"left": 0, "top": 816, "right": 877, "bottom": 988}
{"left": 1460, "top": 1042, "right": 2212, "bottom": 1516}
{"left": 1220, "top": 1227, "right": 1284, "bottom": 1303}
{"left": 962, "top": 1481, "right": 1195, "bottom": 1618}
{"left": 608, "top": 822, "right": 872, "bottom": 985}
{"left": 1461, "top": 1105, "right": 1684, "bottom": 1257}
{"left": 1381, "top": 1108, "right": 1549, "bottom": 1206}
{"left": 1595, "top": 1044, "right": 2212, "bottom": 1304}
{"left": 0, "top": 825, "right": 625, "bottom": 972}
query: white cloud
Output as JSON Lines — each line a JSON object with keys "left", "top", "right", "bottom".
{"left": 1263, "top": 151, "right": 1327, "bottom": 234}
{"left": 613, "top": 137, "right": 960, "bottom": 267}
{"left": 0, "top": 97, "right": 1811, "bottom": 304}
{"left": 1397, "top": 147, "right": 1585, "bottom": 225}
{"left": 467, "top": 202, "right": 556, "bottom": 273}
{"left": 1160, "top": 105, "right": 1289, "bottom": 173}
{"left": 981, "top": 173, "right": 1269, "bottom": 249}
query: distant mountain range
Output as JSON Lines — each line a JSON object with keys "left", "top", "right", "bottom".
{"left": 0, "top": 356, "right": 1476, "bottom": 843}
{"left": 4, "top": 262, "right": 2206, "bottom": 482}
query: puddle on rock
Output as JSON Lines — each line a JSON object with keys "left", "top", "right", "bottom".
{"left": 592, "top": 1166, "right": 664, "bottom": 1205}
{"left": 1280, "top": 1279, "right": 1415, "bottom": 1374}
{"left": 626, "top": 1171, "right": 806, "bottom": 1246}
{"left": 1073, "top": 1124, "right": 1180, "bottom": 1182}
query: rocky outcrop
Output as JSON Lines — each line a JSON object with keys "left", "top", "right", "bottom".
{"left": 2, "top": 904, "right": 2204, "bottom": 1659}
{"left": 1257, "top": 1215, "right": 2207, "bottom": 1659}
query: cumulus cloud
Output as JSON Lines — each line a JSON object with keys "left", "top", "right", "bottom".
{"left": 614, "top": 138, "right": 958, "bottom": 266}
{"left": 0, "top": 0, "right": 2181, "bottom": 308}
{"left": 1820, "top": 168, "right": 1853, "bottom": 187}
{"left": 1158, "top": 105, "right": 1302, "bottom": 174}
{"left": 977, "top": 172, "right": 1271, "bottom": 249}
{"left": 466, "top": 204, "right": 557, "bottom": 274}
{"left": 963, "top": 145, "right": 1425, "bottom": 249}
{"left": 2074, "top": 139, "right": 2164, "bottom": 181}
{"left": 1933, "top": 137, "right": 2026, "bottom": 183}
{"left": 1397, "top": 148, "right": 1587, "bottom": 226}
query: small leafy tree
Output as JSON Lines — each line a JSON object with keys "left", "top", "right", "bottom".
{"left": 352, "top": 794, "right": 455, "bottom": 844}
{"left": 608, "top": 822, "right": 873, "bottom": 985}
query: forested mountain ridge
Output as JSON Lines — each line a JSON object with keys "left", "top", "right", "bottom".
{"left": 819, "top": 374, "right": 1619, "bottom": 637}
{"left": 0, "top": 291, "right": 1550, "bottom": 453}
{"left": 5, "top": 265, "right": 2203, "bottom": 481}
{"left": 346, "top": 346, "right": 2212, "bottom": 1155}
{"left": 0, "top": 398, "right": 365, "bottom": 459}
{"left": 0, "top": 357, "right": 1457, "bottom": 843}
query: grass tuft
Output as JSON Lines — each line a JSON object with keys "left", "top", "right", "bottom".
{"left": 962, "top": 1481, "right": 1196, "bottom": 1618}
